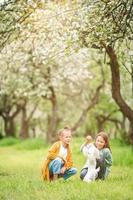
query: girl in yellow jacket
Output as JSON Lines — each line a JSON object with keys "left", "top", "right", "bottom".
{"left": 42, "top": 127, "right": 77, "bottom": 181}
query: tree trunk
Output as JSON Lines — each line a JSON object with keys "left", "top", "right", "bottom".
{"left": 71, "top": 84, "right": 103, "bottom": 132}
{"left": 4, "top": 117, "right": 15, "bottom": 137}
{"left": 105, "top": 45, "right": 133, "bottom": 144}
{"left": 0, "top": 104, "right": 21, "bottom": 137}
{"left": 96, "top": 116, "right": 104, "bottom": 132}
{"left": 19, "top": 100, "right": 38, "bottom": 139}
{"left": 46, "top": 86, "right": 60, "bottom": 143}
{"left": 128, "top": 122, "right": 133, "bottom": 146}
{"left": 19, "top": 107, "right": 29, "bottom": 139}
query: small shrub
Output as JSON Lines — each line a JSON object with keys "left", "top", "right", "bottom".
{"left": 0, "top": 137, "right": 21, "bottom": 146}
{"left": 15, "top": 138, "right": 48, "bottom": 150}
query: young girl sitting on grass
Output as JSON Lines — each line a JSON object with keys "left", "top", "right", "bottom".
{"left": 80, "top": 132, "right": 112, "bottom": 180}
{"left": 42, "top": 127, "right": 77, "bottom": 182}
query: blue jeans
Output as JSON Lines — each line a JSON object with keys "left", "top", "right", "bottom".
{"left": 49, "top": 158, "right": 77, "bottom": 180}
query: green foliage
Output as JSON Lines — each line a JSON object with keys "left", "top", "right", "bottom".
{"left": 0, "top": 0, "right": 44, "bottom": 49}
{"left": 15, "top": 138, "right": 48, "bottom": 150}
{"left": 0, "top": 137, "right": 47, "bottom": 150}
{"left": 0, "top": 137, "right": 20, "bottom": 146}
{"left": 76, "top": 0, "right": 133, "bottom": 47}
{"left": 111, "top": 139, "right": 133, "bottom": 167}
{"left": 0, "top": 0, "right": 132, "bottom": 142}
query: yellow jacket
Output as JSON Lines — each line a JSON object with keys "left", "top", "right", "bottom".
{"left": 42, "top": 141, "right": 73, "bottom": 181}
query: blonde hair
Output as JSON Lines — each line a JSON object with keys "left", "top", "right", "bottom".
{"left": 58, "top": 126, "right": 71, "bottom": 137}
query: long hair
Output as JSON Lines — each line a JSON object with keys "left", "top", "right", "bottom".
{"left": 96, "top": 131, "right": 111, "bottom": 152}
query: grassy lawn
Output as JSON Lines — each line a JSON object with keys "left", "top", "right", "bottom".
{"left": 0, "top": 137, "right": 133, "bottom": 200}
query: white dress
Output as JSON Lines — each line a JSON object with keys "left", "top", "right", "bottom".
{"left": 81, "top": 143, "right": 100, "bottom": 182}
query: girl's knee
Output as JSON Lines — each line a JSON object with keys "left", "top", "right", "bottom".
{"left": 49, "top": 158, "right": 63, "bottom": 174}
{"left": 52, "top": 158, "right": 62, "bottom": 168}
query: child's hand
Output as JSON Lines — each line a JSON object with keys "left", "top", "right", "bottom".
{"left": 84, "top": 137, "right": 90, "bottom": 144}
{"left": 85, "top": 135, "right": 93, "bottom": 144}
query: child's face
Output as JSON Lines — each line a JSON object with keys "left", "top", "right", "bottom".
{"left": 60, "top": 130, "right": 72, "bottom": 146}
{"left": 95, "top": 136, "right": 106, "bottom": 150}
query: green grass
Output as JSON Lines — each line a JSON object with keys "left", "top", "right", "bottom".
{"left": 0, "top": 137, "right": 21, "bottom": 146}
{"left": 0, "top": 137, "right": 133, "bottom": 200}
